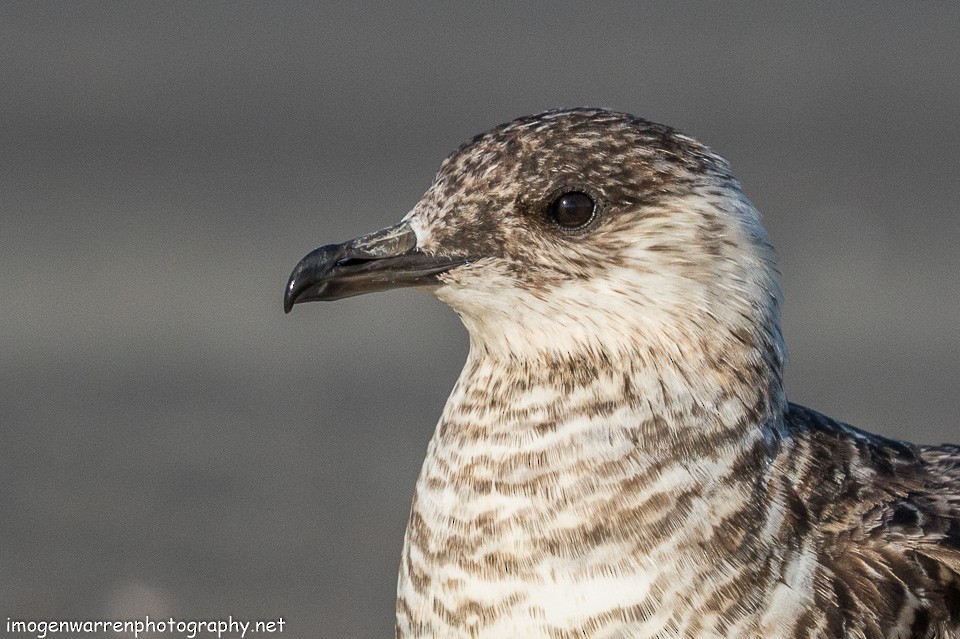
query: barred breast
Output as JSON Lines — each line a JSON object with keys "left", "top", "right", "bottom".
{"left": 395, "top": 353, "right": 797, "bottom": 639}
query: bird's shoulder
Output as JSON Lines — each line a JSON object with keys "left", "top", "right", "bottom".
{"left": 780, "top": 403, "right": 958, "bottom": 537}
{"left": 776, "top": 403, "right": 960, "bottom": 634}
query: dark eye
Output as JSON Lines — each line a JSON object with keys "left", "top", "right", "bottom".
{"left": 549, "top": 191, "right": 595, "bottom": 229}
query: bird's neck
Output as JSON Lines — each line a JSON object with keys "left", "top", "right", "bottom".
{"left": 434, "top": 330, "right": 785, "bottom": 465}
{"left": 417, "top": 334, "right": 787, "bottom": 541}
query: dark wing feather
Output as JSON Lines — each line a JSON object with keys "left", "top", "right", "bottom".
{"left": 916, "top": 444, "right": 960, "bottom": 574}
{"left": 781, "top": 404, "right": 960, "bottom": 638}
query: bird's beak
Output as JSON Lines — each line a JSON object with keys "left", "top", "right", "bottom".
{"left": 283, "top": 221, "right": 466, "bottom": 313}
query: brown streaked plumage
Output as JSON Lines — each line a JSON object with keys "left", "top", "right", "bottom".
{"left": 285, "top": 108, "right": 960, "bottom": 638}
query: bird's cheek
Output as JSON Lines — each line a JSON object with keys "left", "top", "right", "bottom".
{"left": 432, "top": 260, "right": 518, "bottom": 304}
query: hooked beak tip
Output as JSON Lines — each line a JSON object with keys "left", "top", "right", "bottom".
{"left": 283, "top": 261, "right": 314, "bottom": 313}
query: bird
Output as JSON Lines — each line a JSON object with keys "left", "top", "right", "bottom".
{"left": 284, "top": 108, "right": 960, "bottom": 638}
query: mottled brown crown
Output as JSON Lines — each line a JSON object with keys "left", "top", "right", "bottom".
{"left": 415, "top": 108, "right": 740, "bottom": 270}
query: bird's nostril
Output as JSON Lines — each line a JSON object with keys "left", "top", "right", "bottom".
{"left": 336, "top": 257, "right": 376, "bottom": 268}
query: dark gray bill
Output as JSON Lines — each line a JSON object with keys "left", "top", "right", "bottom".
{"left": 283, "top": 221, "right": 466, "bottom": 313}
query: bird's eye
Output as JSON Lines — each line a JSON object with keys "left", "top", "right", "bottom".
{"left": 548, "top": 191, "right": 596, "bottom": 230}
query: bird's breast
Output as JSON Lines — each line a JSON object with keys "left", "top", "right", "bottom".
{"left": 393, "top": 356, "right": 797, "bottom": 638}
{"left": 395, "top": 396, "right": 765, "bottom": 636}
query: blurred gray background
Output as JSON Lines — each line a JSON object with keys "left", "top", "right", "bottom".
{"left": 2, "top": 3, "right": 959, "bottom": 637}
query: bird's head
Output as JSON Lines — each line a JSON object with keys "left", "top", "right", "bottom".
{"left": 286, "top": 109, "right": 784, "bottom": 383}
